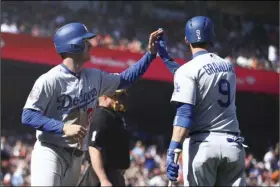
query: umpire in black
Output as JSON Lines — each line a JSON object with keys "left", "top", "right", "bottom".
{"left": 78, "top": 89, "right": 130, "bottom": 187}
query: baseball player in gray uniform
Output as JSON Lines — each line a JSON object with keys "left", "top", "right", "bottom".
{"left": 21, "top": 23, "right": 163, "bottom": 186}
{"left": 156, "top": 17, "right": 247, "bottom": 186}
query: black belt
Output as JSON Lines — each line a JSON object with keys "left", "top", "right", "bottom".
{"left": 63, "top": 147, "right": 84, "bottom": 157}
{"left": 41, "top": 142, "right": 84, "bottom": 157}
{"left": 189, "top": 130, "right": 239, "bottom": 137}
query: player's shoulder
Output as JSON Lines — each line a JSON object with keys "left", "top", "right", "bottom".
{"left": 42, "top": 65, "right": 64, "bottom": 79}
{"left": 83, "top": 68, "right": 113, "bottom": 84}
{"left": 35, "top": 66, "right": 60, "bottom": 85}
{"left": 189, "top": 53, "right": 214, "bottom": 66}
{"left": 210, "top": 53, "right": 228, "bottom": 63}
{"left": 175, "top": 58, "right": 198, "bottom": 77}
{"left": 176, "top": 53, "right": 219, "bottom": 78}
{"left": 83, "top": 68, "right": 104, "bottom": 78}
{"left": 34, "top": 64, "right": 76, "bottom": 88}
{"left": 83, "top": 68, "right": 120, "bottom": 79}
{"left": 178, "top": 53, "right": 225, "bottom": 71}
{"left": 84, "top": 67, "right": 101, "bottom": 74}
{"left": 178, "top": 53, "right": 208, "bottom": 70}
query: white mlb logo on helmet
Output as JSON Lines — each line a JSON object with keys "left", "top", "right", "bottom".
{"left": 196, "top": 30, "right": 201, "bottom": 40}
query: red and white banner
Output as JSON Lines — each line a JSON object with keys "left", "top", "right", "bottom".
{"left": 1, "top": 33, "right": 279, "bottom": 95}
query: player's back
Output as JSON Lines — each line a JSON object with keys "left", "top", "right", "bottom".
{"left": 178, "top": 52, "right": 239, "bottom": 133}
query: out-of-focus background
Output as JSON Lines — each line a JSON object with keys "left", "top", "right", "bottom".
{"left": 1, "top": 1, "right": 279, "bottom": 186}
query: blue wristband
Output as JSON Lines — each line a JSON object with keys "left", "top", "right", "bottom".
{"left": 169, "top": 140, "right": 182, "bottom": 150}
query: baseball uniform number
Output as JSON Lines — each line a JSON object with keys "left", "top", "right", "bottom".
{"left": 217, "top": 79, "right": 231, "bottom": 108}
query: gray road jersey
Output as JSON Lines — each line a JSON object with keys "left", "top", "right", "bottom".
{"left": 171, "top": 53, "right": 240, "bottom": 133}
{"left": 23, "top": 64, "right": 120, "bottom": 150}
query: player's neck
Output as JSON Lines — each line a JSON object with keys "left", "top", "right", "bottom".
{"left": 191, "top": 48, "right": 208, "bottom": 55}
{"left": 62, "top": 58, "right": 83, "bottom": 73}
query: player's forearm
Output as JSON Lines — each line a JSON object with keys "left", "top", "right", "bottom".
{"left": 171, "top": 126, "right": 190, "bottom": 143}
{"left": 161, "top": 58, "right": 180, "bottom": 75}
{"left": 89, "top": 146, "right": 109, "bottom": 182}
{"left": 118, "top": 52, "right": 156, "bottom": 89}
{"left": 171, "top": 103, "right": 194, "bottom": 144}
{"left": 21, "top": 109, "right": 64, "bottom": 134}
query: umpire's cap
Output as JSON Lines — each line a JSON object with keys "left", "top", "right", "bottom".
{"left": 53, "top": 23, "right": 96, "bottom": 54}
{"left": 111, "top": 89, "right": 128, "bottom": 99}
{"left": 185, "top": 16, "right": 216, "bottom": 44}
{"left": 98, "top": 89, "right": 128, "bottom": 101}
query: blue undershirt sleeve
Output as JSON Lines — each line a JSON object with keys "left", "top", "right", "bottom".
{"left": 118, "top": 52, "right": 156, "bottom": 89}
{"left": 162, "top": 58, "right": 180, "bottom": 75}
{"left": 157, "top": 37, "right": 180, "bottom": 74}
{"left": 173, "top": 103, "right": 194, "bottom": 129}
{"left": 21, "top": 109, "right": 64, "bottom": 134}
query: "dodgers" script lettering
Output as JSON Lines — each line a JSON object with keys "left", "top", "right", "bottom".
{"left": 57, "top": 88, "right": 97, "bottom": 112}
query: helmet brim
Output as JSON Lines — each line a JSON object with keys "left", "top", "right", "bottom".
{"left": 82, "top": 32, "right": 97, "bottom": 40}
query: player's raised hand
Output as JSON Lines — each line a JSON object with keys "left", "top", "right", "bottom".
{"left": 62, "top": 124, "right": 87, "bottom": 140}
{"left": 155, "top": 28, "right": 179, "bottom": 75}
{"left": 148, "top": 29, "right": 164, "bottom": 55}
{"left": 156, "top": 28, "right": 170, "bottom": 59}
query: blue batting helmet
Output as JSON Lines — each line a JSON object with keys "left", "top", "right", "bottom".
{"left": 185, "top": 16, "right": 215, "bottom": 44}
{"left": 53, "top": 23, "right": 96, "bottom": 54}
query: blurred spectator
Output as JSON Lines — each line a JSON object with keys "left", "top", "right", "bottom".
{"left": 1, "top": 130, "right": 279, "bottom": 186}
{"left": 1, "top": 1, "right": 279, "bottom": 72}
{"left": 268, "top": 45, "right": 279, "bottom": 69}
{"left": 1, "top": 20, "right": 19, "bottom": 34}
{"left": 1, "top": 133, "right": 33, "bottom": 187}
{"left": 102, "top": 34, "right": 115, "bottom": 49}
{"left": 264, "top": 147, "right": 276, "bottom": 171}
{"left": 148, "top": 168, "right": 167, "bottom": 186}
{"left": 31, "top": 25, "right": 41, "bottom": 37}
{"left": 55, "top": 15, "right": 65, "bottom": 25}
{"left": 11, "top": 165, "right": 24, "bottom": 187}
{"left": 128, "top": 39, "right": 144, "bottom": 54}
{"left": 118, "top": 39, "right": 129, "bottom": 51}
{"left": 236, "top": 55, "right": 251, "bottom": 68}
{"left": 131, "top": 140, "right": 146, "bottom": 164}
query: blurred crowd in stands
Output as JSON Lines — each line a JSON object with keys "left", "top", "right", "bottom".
{"left": 1, "top": 131, "right": 279, "bottom": 186}
{"left": 1, "top": 1, "right": 279, "bottom": 72}
{"left": 1, "top": 2, "right": 279, "bottom": 186}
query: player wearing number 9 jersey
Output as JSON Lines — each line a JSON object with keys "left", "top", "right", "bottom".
{"left": 173, "top": 52, "right": 239, "bottom": 133}
{"left": 156, "top": 17, "right": 246, "bottom": 186}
